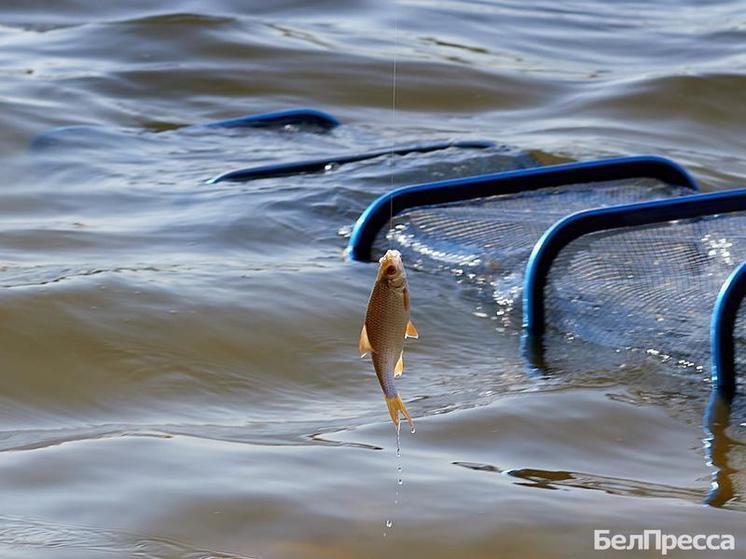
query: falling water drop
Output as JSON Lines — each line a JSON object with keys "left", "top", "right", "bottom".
{"left": 385, "top": 418, "right": 408, "bottom": 538}
{"left": 395, "top": 421, "right": 401, "bottom": 457}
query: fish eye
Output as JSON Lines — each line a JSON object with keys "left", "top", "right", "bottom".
{"left": 385, "top": 265, "right": 397, "bottom": 275}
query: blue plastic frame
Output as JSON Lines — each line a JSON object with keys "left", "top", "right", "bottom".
{"left": 208, "top": 140, "right": 495, "bottom": 184}
{"left": 711, "top": 261, "right": 746, "bottom": 400}
{"left": 346, "top": 155, "right": 698, "bottom": 262}
{"left": 204, "top": 108, "right": 340, "bottom": 130}
{"left": 29, "top": 108, "right": 341, "bottom": 152}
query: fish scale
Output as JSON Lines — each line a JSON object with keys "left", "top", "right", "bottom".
{"left": 367, "top": 280, "right": 408, "bottom": 397}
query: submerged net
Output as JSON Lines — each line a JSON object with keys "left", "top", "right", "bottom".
{"left": 544, "top": 213, "right": 746, "bottom": 375}
{"left": 375, "top": 178, "right": 691, "bottom": 319}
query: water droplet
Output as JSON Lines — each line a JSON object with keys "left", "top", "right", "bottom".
{"left": 386, "top": 520, "right": 393, "bottom": 528}
{"left": 396, "top": 448, "right": 400, "bottom": 458}
{"left": 397, "top": 479, "right": 403, "bottom": 485}
{"left": 397, "top": 466, "right": 402, "bottom": 473}
{"left": 395, "top": 421, "right": 401, "bottom": 456}
{"left": 410, "top": 426, "right": 416, "bottom": 434}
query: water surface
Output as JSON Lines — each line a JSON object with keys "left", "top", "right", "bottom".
{"left": 0, "top": 1, "right": 745, "bottom": 557}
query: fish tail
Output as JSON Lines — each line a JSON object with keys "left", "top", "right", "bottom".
{"left": 385, "top": 394, "right": 414, "bottom": 432}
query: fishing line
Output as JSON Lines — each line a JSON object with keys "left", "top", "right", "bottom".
{"left": 388, "top": 13, "right": 399, "bottom": 249}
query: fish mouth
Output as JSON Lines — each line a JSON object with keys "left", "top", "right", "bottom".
{"left": 378, "top": 249, "right": 406, "bottom": 284}
{"left": 379, "top": 249, "right": 402, "bottom": 263}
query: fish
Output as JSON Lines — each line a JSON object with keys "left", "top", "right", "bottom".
{"left": 359, "top": 249, "right": 419, "bottom": 430}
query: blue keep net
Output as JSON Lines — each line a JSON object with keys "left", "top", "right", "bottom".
{"left": 371, "top": 178, "right": 745, "bottom": 391}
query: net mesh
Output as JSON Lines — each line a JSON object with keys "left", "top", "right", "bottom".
{"left": 545, "top": 213, "right": 746, "bottom": 376}
{"left": 375, "top": 178, "right": 691, "bottom": 318}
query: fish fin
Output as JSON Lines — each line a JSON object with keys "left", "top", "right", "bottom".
{"left": 359, "top": 324, "right": 374, "bottom": 357}
{"left": 385, "top": 395, "right": 414, "bottom": 432}
{"left": 405, "top": 320, "right": 419, "bottom": 339}
{"left": 394, "top": 352, "right": 404, "bottom": 377}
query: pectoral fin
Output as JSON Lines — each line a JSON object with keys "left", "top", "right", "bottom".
{"left": 405, "top": 320, "right": 419, "bottom": 339}
{"left": 359, "top": 324, "right": 375, "bottom": 357}
{"left": 394, "top": 351, "right": 404, "bottom": 377}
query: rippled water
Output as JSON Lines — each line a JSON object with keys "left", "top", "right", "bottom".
{"left": 1, "top": 1, "right": 745, "bottom": 557}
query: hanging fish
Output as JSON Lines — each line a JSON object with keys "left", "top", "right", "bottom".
{"left": 359, "top": 249, "right": 419, "bottom": 430}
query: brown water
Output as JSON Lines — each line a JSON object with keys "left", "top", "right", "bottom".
{"left": 1, "top": 1, "right": 746, "bottom": 558}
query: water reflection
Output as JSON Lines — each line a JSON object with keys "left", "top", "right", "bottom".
{"left": 521, "top": 338, "right": 744, "bottom": 509}
{"left": 703, "top": 391, "right": 739, "bottom": 508}
{"left": 453, "top": 461, "right": 705, "bottom": 501}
